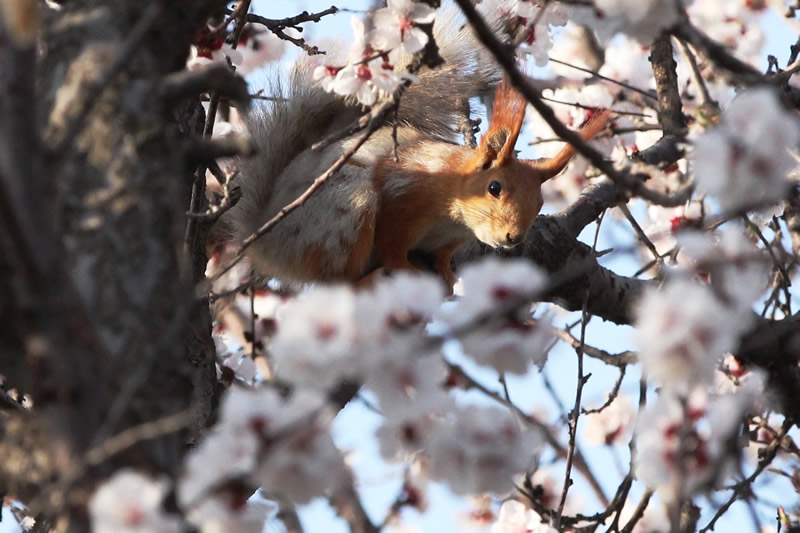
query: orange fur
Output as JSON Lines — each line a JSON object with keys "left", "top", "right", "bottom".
{"left": 344, "top": 210, "right": 377, "bottom": 279}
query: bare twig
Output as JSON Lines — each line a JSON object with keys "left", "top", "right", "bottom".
{"left": 551, "top": 328, "right": 637, "bottom": 367}
{"left": 548, "top": 57, "right": 657, "bottom": 101}
{"left": 675, "top": 38, "right": 715, "bottom": 107}
{"left": 582, "top": 367, "right": 626, "bottom": 415}
{"left": 699, "top": 419, "right": 794, "bottom": 532}
{"left": 243, "top": 7, "right": 340, "bottom": 55}
{"left": 555, "top": 212, "right": 604, "bottom": 528}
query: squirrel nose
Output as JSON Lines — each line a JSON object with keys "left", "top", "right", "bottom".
{"left": 505, "top": 232, "right": 523, "bottom": 245}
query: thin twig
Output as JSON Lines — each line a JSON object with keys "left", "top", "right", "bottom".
{"left": 556, "top": 212, "right": 604, "bottom": 528}
{"left": 548, "top": 57, "right": 657, "bottom": 101}
{"left": 699, "top": 419, "right": 794, "bottom": 532}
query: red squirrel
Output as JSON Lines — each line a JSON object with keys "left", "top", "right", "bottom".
{"left": 224, "top": 13, "right": 609, "bottom": 289}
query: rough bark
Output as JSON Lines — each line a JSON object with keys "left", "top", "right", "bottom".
{"left": 1, "top": 2, "right": 222, "bottom": 529}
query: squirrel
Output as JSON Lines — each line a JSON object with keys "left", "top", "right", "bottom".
{"left": 223, "top": 7, "right": 610, "bottom": 289}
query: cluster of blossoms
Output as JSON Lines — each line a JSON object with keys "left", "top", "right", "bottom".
{"left": 589, "top": 0, "right": 680, "bottom": 44}
{"left": 634, "top": 278, "right": 751, "bottom": 392}
{"left": 89, "top": 470, "right": 181, "bottom": 533}
{"left": 269, "top": 261, "right": 549, "bottom": 495}
{"left": 313, "top": 0, "right": 435, "bottom": 106}
{"left": 688, "top": 0, "right": 768, "bottom": 66}
{"left": 692, "top": 87, "right": 799, "bottom": 212}
{"left": 177, "top": 388, "right": 343, "bottom": 531}
{"left": 90, "top": 256, "right": 556, "bottom": 531}
{"left": 631, "top": 223, "right": 770, "bottom": 501}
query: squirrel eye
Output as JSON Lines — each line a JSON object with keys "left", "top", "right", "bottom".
{"left": 488, "top": 180, "right": 502, "bottom": 198}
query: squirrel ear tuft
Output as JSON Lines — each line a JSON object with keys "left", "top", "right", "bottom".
{"left": 479, "top": 81, "right": 526, "bottom": 167}
{"left": 522, "top": 108, "right": 612, "bottom": 182}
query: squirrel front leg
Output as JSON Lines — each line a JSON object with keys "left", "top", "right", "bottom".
{"left": 372, "top": 211, "right": 429, "bottom": 276}
{"left": 433, "top": 241, "right": 465, "bottom": 294}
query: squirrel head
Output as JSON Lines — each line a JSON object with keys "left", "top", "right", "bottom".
{"left": 453, "top": 83, "right": 568, "bottom": 249}
{"left": 454, "top": 83, "right": 611, "bottom": 249}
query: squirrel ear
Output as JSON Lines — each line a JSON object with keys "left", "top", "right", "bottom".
{"left": 523, "top": 108, "right": 612, "bottom": 182}
{"left": 477, "top": 82, "right": 526, "bottom": 168}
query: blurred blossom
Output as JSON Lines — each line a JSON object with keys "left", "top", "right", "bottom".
{"left": 692, "top": 88, "right": 799, "bottom": 212}
{"left": 676, "top": 228, "right": 768, "bottom": 308}
{"left": 90, "top": 470, "right": 180, "bottom": 533}
{"left": 438, "top": 257, "right": 548, "bottom": 328}
{"left": 490, "top": 500, "right": 555, "bottom": 533}
{"left": 592, "top": 0, "right": 680, "bottom": 43}
{"left": 635, "top": 388, "right": 755, "bottom": 500}
{"left": 634, "top": 279, "right": 751, "bottom": 392}
{"left": 270, "top": 286, "right": 363, "bottom": 389}
{"left": 186, "top": 498, "right": 275, "bottom": 533}
{"left": 427, "top": 405, "right": 542, "bottom": 494}
{"left": 583, "top": 394, "right": 635, "bottom": 446}
{"left": 477, "top": 0, "right": 568, "bottom": 66}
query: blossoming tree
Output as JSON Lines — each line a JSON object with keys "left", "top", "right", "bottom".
{"left": 1, "top": 1, "right": 799, "bottom": 532}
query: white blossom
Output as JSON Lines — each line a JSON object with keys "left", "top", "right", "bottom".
{"left": 90, "top": 470, "right": 180, "bottom": 533}
{"left": 373, "top": 0, "right": 436, "bottom": 54}
{"left": 313, "top": 64, "right": 341, "bottom": 92}
{"left": 332, "top": 63, "right": 382, "bottom": 106}
{"left": 252, "top": 423, "right": 348, "bottom": 504}
{"left": 459, "top": 317, "right": 552, "bottom": 375}
{"left": 366, "top": 352, "right": 450, "bottom": 419}
{"left": 427, "top": 405, "right": 542, "bottom": 494}
{"left": 438, "top": 257, "right": 548, "bottom": 329}
{"left": 478, "top": 0, "right": 568, "bottom": 66}
{"left": 676, "top": 228, "right": 768, "bottom": 308}
{"left": 178, "top": 429, "right": 260, "bottom": 507}
{"left": 270, "top": 286, "right": 364, "bottom": 389}
{"left": 692, "top": 88, "right": 799, "bottom": 212}
{"left": 634, "top": 279, "right": 749, "bottom": 392}
{"left": 186, "top": 498, "right": 275, "bottom": 533}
